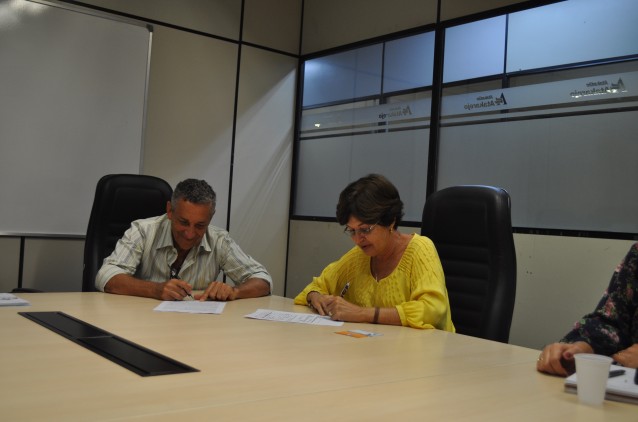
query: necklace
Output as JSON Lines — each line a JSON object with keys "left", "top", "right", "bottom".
{"left": 371, "top": 232, "right": 409, "bottom": 282}
{"left": 372, "top": 258, "right": 379, "bottom": 282}
{"left": 371, "top": 255, "right": 386, "bottom": 282}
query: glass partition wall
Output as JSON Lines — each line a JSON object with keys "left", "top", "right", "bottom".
{"left": 296, "top": 32, "right": 435, "bottom": 222}
{"left": 294, "top": 0, "right": 638, "bottom": 237}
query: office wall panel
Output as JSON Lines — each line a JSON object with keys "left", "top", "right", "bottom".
{"left": 440, "top": 0, "right": 529, "bottom": 21}
{"left": 510, "top": 235, "right": 635, "bottom": 349}
{"left": 142, "top": 26, "right": 238, "bottom": 229}
{"left": 22, "top": 238, "right": 84, "bottom": 292}
{"left": 231, "top": 47, "right": 297, "bottom": 296}
{"left": 243, "top": 0, "right": 301, "bottom": 54}
{"left": 285, "top": 220, "right": 355, "bottom": 298}
{"left": 301, "top": 0, "right": 437, "bottom": 55}
{"left": 77, "top": 0, "right": 241, "bottom": 40}
{"left": 0, "top": 237, "right": 20, "bottom": 292}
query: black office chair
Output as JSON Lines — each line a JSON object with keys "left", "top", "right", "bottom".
{"left": 421, "top": 185, "right": 516, "bottom": 343}
{"left": 82, "top": 174, "right": 173, "bottom": 292}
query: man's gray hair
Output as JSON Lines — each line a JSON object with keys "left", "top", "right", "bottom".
{"left": 171, "top": 179, "right": 216, "bottom": 209}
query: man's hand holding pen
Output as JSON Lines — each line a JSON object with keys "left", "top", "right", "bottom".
{"left": 158, "top": 278, "right": 194, "bottom": 301}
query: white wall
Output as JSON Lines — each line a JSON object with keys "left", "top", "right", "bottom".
{"left": 231, "top": 46, "right": 297, "bottom": 296}
{"left": 79, "top": 0, "right": 242, "bottom": 39}
{"left": 0, "top": 0, "right": 299, "bottom": 294}
{"left": 143, "top": 24, "right": 237, "bottom": 228}
{"left": 510, "top": 235, "right": 635, "bottom": 349}
{"left": 244, "top": 0, "right": 301, "bottom": 55}
{"left": 439, "top": 0, "right": 534, "bottom": 20}
{"left": 302, "top": 0, "right": 437, "bottom": 54}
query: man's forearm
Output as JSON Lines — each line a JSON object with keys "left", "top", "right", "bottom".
{"left": 235, "top": 278, "right": 271, "bottom": 299}
{"left": 104, "top": 274, "right": 161, "bottom": 299}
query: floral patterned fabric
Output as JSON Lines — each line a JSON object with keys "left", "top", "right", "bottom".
{"left": 561, "top": 243, "right": 638, "bottom": 356}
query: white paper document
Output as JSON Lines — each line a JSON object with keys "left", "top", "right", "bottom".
{"left": 0, "top": 293, "right": 30, "bottom": 307}
{"left": 245, "top": 309, "right": 344, "bottom": 326}
{"left": 565, "top": 364, "right": 638, "bottom": 404}
{"left": 154, "top": 300, "right": 226, "bottom": 314}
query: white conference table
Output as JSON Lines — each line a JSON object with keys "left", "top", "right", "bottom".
{"left": 0, "top": 293, "right": 635, "bottom": 421}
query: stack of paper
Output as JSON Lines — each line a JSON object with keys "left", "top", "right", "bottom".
{"left": 565, "top": 364, "right": 638, "bottom": 404}
{"left": 0, "top": 293, "right": 30, "bottom": 307}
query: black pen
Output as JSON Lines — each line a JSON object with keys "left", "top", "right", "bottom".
{"left": 180, "top": 281, "right": 194, "bottom": 301}
{"left": 339, "top": 282, "right": 350, "bottom": 298}
{"left": 634, "top": 368, "right": 638, "bottom": 385}
{"left": 609, "top": 369, "right": 625, "bottom": 378}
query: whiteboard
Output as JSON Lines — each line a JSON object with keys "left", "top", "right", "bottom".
{"left": 0, "top": 0, "right": 151, "bottom": 236}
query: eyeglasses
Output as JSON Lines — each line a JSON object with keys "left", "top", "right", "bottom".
{"left": 343, "top": 222, "right": 379, "bottom": 238}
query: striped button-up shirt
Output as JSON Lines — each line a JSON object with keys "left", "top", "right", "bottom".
{"left": 95, "top": 214, "right": 272, "bottom": 292}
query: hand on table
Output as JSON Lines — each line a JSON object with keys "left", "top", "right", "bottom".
{"left": 536, "top": 341, "right": 593, "bottom": 376}
{"left": 195, "top": 281, "right": 238, "bottom": 301}
{"left": 612, "top": 344, "right": 638, "bottom": 368}
{"left": 306, "top": 291, "right": 331, "bottom": 316}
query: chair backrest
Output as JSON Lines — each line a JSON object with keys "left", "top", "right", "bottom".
{"left": 82, "top": 174, "right": 172, "bottom": 292}
{"left": 421, "top": 185, "right": 516, "bottom": 343}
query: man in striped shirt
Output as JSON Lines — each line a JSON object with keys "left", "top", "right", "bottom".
{"left": 95, "top": 179, "right": 272, "bottom": 301}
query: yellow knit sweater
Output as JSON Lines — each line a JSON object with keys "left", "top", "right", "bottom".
{"left": 294, "top": 234, "right": 455, "bottom": 331}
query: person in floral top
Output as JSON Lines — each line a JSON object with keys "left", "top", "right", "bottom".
{"left": 537, "top": 243, "right": 638, "bottom": 376}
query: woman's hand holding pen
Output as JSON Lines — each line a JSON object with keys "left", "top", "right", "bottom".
{"left": 324, "top": 296, "right": 371, "bottom": 323}
{"left": 307, "top": 291, "right": 345, "bottom": 317}
{"left": 306, "top": 291, "right": 369, "bottom": 323}
{"left": 307, "top": 282, "right": 351, "bottom": 317}
{"left": 306, "top": 291, "right": 328, "bottom": 315}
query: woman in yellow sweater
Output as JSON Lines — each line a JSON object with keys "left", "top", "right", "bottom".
{"left": 294, "top": 174, "right": 455, "bottom": 331}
